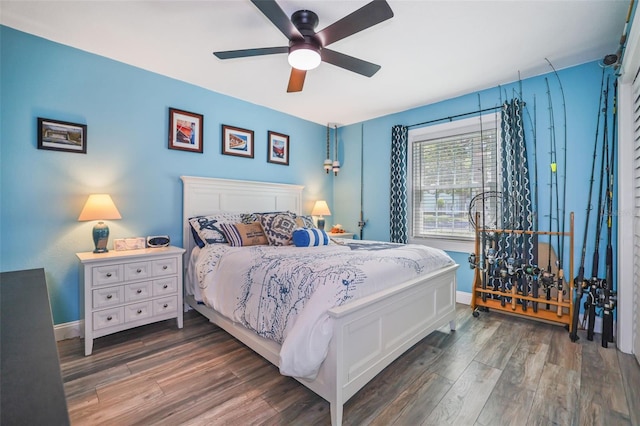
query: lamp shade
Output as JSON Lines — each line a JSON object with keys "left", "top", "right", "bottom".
{"left": 311, "top": 200, "right": 331, "bottom": 217}
{"left": 78, "top": 194, "right": 121, "bottom": 253}
{"left": 78, "top": 194, "right": 122, "bottom": 221}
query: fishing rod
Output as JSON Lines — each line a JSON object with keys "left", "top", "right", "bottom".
{"left": 602, "top": 78, "right": 618, "bottom": 348}
{"left": 587, "top": 73, "right": 609, "bottom": 341}
{"left": 543, "top": 77, "right": 556, "bottom": 310}
{"left": 546, "top": 59, "right": 568, "bottom": 316}
{"left": 478, "top": 94, "right": 488, "bottom": 303}
{"left": 358, "top": 123, "right": 367, "bottom": 240}
{"left": 570, "top": 68, "right": 606, "bottom": 342}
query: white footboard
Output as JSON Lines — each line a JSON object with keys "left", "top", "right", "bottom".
{"left": 281, "top": 263, "right": 457, "bottom": 425}
{"left": 184, "top": 263, "right": 457, "bottom": 425}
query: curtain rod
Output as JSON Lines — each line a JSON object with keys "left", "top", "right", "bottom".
{"left": 406, "top": 105, "right": 502, "bottom": 129}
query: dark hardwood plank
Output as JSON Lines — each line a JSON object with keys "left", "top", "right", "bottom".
{"left": 618, "top": 351, "right": 640, "bottom": 426}
{"left": 57, "top": 304, "right": 640, "bottom": 426}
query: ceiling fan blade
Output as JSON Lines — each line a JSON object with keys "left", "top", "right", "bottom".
{"left": 321, "top": 49, "right": 381, "bottom": 77}
{"left": 316, "top": 0, "right": 393, "bottom": 47}
{"left": 250, "top": 0, "right": 303, "bottom": 41}
{"left": 214, "top": 46, "right": 288, "bottom": 59}
{"left": 287, "top": 68, "right": 306, "bottom": 92}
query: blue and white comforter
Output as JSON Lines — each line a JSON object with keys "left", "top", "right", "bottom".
{"left": 194, "top": 239, "right": 454, "bottom": 379}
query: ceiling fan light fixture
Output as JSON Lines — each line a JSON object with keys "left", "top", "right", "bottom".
{"left": 288, "top": 43, "right": 321, "bottom": 70}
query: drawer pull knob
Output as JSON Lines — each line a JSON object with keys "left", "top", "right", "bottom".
{"left": 137, "top": 309, "right": 142, "bottom": 314}
{"left": 137, "top": 289, "right": 142, "bottom": 294}
{"left": 106, "top": 294, "right": 113, "bottom": 299}
{"left": 162, "top": 265, "right": 168, "bottom": 270}
{"left": 106, "top": 273, "right": 112, "bottom": 277}
{"left": 163, "top": 284, "right": 168, "bottom": 289}
{"left": 107, "top": 316, "right": 113, "bottom": 321}
{"left": 137, "top": 268, "right": 142, "bottom": 273}
{"left": 163, "top": 303, "right": 168, "bottom": 308}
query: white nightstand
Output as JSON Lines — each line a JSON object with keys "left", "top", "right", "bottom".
{"left": 77, "top": 246, "right": 185, "bottom": 356}
{"left": 328, "top": 232, "right": 355, "bottom": 239}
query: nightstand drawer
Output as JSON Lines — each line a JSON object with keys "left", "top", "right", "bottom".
{"left": 124, "top": 301, "right": 152, "bottom": 322}
{"left": 153, "top": 296, "right": 177, "bottom": 315}
{"left": 124, "top": 281, "right": 152, "bottom": 302}
{"left": 124, "top": 261, "right": 151, "bottom": 281}
{"left": 153, "top": 277, "right": 177, "bottom": 296}
{"left": 151, "top": 257, "right": 177, "bottom": 277}
{"left": 93, "top": 307, "right": 124, "bottom": 330}
{"left": 92, "top": 265, "right": 124, "bottom": 286}
{"left": 93, "top": 286, "right": 124, "bottom": 309}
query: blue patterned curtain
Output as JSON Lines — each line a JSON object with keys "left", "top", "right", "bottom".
{"left": 390, "top": 125, "right": 408, "bottom": 243}
{"left": 500, "top": 99, "right": 534, "bottom": 264}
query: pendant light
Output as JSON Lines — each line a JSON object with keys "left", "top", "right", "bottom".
{"left": 332, "top": 124, "right": 340, "bottom": 176}
{"left": 324, "top": 124, "right": 332, "bottom": 173}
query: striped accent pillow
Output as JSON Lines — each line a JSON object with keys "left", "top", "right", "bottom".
{"left": 292, "top": 228, "right": 329, "bottom": 247}
{"left": 219, "top": 222, "right": 268, "bottom": 247}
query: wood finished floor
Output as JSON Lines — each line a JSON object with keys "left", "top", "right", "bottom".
{"left": 58, "top": 304, "right": 640, "bottom": 425}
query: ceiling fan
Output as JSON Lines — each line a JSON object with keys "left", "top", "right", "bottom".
{"left": 213, "top": 0, "right": 394, "bottom": 93}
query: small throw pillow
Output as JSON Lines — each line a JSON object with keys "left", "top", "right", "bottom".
{"left": 292, "top": 228, "right": 330, "bottom": 247}
{"left": 189, "top": 212, "right": 244, "bottom": 245}
{"left": 295, "top": 214, "right": 315, "bottom": 229}
{"left": 220, "top": 222, "right": 268, "bottom": 247}
{"left": 260, "top": 212, "right": 297, "bottom": 246}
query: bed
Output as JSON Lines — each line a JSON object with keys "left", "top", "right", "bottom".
{"left": 181, "top": 176, "right": 459, "bottom": 425}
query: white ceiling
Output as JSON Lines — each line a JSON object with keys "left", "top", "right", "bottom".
{"left": 0, "top": 0, "right": 630, "bottom": 125}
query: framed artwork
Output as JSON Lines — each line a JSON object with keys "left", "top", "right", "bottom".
{"left": 168, "top": 108, "right": 203, "bottom": 153}
{"left": 37, "top": 118, "right": 87, "bottom": 154}
{"left": 267, "top": 131, "right": 289, "bottom": 165}
{"left": 222, "top": 125, "right": 254, "bottom": 158}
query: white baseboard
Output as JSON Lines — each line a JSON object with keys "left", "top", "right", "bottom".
{"left": 54, "top": 320, "right": 83, "bottom": 341}
{"left": 456, "top": 291, "right": 472, "bottom": 305}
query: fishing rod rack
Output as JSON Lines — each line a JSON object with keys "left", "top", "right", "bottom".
{"left": 469, "top": 212, "right": 575, "bottom": 330}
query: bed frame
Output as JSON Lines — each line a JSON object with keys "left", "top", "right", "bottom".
{"left": 181, "top": 176, "right": 458, "bottom": 425}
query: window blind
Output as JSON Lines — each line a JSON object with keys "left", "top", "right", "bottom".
{"left": 411, "top": 126, "right": 499, "bottom": 239}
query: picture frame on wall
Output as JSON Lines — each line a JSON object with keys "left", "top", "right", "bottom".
{"left": 168, "top": 108, "right": 203, "bottom": 153}
{"left": 37, "top": 118, "right": 87, "bottom": 154}
{"left": 267, "top": 131, "right": 289, "bottom": 165}
{"left": 222, "top": 125, "right": 254, "bottom": 158}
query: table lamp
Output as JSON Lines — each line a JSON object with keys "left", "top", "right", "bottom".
{"left": 78, "top": 194, "right": 122, "bottom": 253}
{"left": 311, "top": 200, "right": 331, "bottom": 230}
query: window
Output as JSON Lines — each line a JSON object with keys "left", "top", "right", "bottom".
{"left": 408, "top": 113, "right": 500, "bottom": 251}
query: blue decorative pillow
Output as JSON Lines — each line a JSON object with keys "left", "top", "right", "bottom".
{"left": 189, "top": 213, "right": 244, "bottom": 245}
{"left": 294, "top": 214, "right": 315, "bottom": 229}
{"left": 260, "top": 212, "right": 297, "bottom": 246}
{"left": 292, "top": 228, "right": 329, "bottom": 247}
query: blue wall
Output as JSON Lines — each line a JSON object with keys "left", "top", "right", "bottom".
{"left": 1, "top": 25, "right": 615, "bottom": 325}
{"left": 334, "top": 62, "right": 617, "bottom": 295}
{"left": 1, "top": 27, "right": 331, "bottom": 324}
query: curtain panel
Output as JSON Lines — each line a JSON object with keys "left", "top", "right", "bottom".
{"left": 390, "top": 125, "right": 408, "bottom": 243}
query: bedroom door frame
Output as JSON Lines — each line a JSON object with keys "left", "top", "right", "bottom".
{"left": 618, "top": 6, "right": 640, "bottom": 361}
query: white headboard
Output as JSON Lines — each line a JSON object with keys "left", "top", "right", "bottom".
{"left": 181, "top": 176, "right": 304, "bottom": 256}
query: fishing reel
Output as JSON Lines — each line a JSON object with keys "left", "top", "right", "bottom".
{"left": 486, "top": 247, "right": 497, "bottom": 265}
{"left": 540, "top": 270, "right": 555, "bottom": 289}
{"left": 468, "top": 253, "right": 477, "bottom": 269}
{"left": 523, "top": 265, "right": 541, "bottom": 276}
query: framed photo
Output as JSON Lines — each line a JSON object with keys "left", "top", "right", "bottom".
{"left": 222, "top": 125, "right": 254, "bottom": 158}
{"left": 37, "top": 118, "right": 87, "bottom": 154}
{"left": 168, "top": 108, "right": 203, "bottom": 153}
{"left": 267, "top": 131, "right": 289, "bottom": 165}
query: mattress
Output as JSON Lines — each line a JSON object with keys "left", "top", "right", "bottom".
{"left": 187, "top": 239, "right": 454, "bottom": 378}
